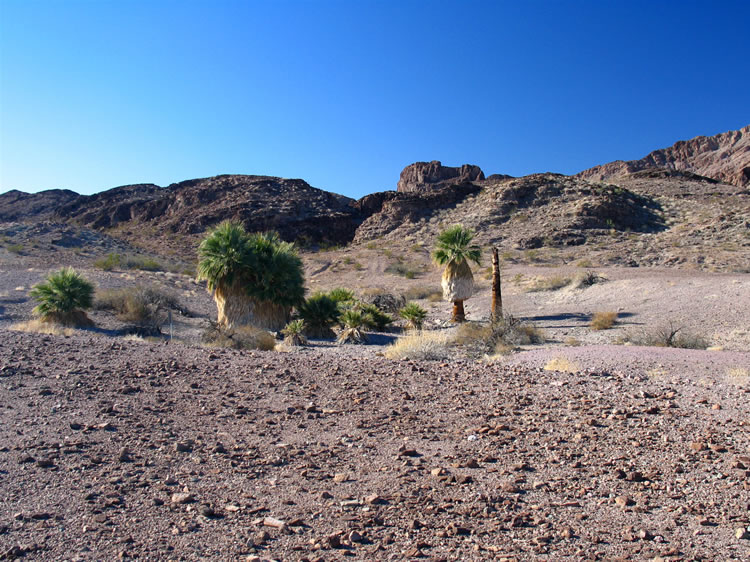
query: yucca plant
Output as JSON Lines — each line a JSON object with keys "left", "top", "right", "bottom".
{"left": 336, "top": 309, "right": 368, "bottom": 344}
{"left": 327, "top": 287, "right": 355, "bottom": 304}
{"left": 297, "top": 292, "right": 340, "bottom": 338}
{"left": 281, "top": 319, "right": 307, "bottom": 346}
{"left": 433, "top": 225, "right": 481, "bottom": 322}
{"left": 197, "top": 222, "right": 305, "bottom": 331}
{"left": 356, "top": 302, "right": 393, "bottom": 331}
{"left": 399, "top": 302, "right": 427, "bottom": 330}
{"left": 29, "top": 267, "right": 95, "bottom": 326}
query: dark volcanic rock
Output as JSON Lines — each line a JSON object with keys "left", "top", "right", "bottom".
{"left": 397, "top": 160, "right": 485, "bottom": 193}
{"left": 0, "top": 189, "right": 83, "bottom": 221}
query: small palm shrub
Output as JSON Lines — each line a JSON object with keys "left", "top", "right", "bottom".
{"left": 357, "top": 302, "right": 393, "bottom": 331}
{"left": 282, "top": 319, "right": 307, "bottom": 346}
{"left": 399, "top": 302, "right": 427, "bottom": 330}
{"left": 328, "top": 287, "right": 355, "bottom": 305}
{"left": 30, "top": 267, "right": 94, "bottom": 326}
{"left": 337, "top": 309, "right": 367, "bottom": 344}
{"left": 297, "top": 292, "right": 340, "bottom": 338}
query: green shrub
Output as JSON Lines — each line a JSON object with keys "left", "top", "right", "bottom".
{"left": 6, "top": 243, "right": 24, "bottom": 254}
{"left": 29, "top": 267, "right": 94, "bottom": 326}
{"left": 94, "top": 253, "right": 165, "bottom": 272}
{"left": 403, "top": 286, "right": 442, "bottom": 301}
{"left": 399, "top": 302, "right": 427, "bottom": 330}
{"left": 327, "top": 287, "right": 355, "bottom": 304}
{"left": 297, "top": 292, "right": 340, "bottom": 338}
{"left": 385, "top": 262, "right": 420, "bottom": 279}
{"left": 357, "top": 302, "right": 393, "bottom": 331}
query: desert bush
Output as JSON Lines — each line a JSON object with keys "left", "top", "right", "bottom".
{"left": 297, "top": 292, "right": 340, "bottom": 338}
{"left": 94, "top": 253, "right": 165, "bottom": 272}
{"left": 454, "top": 315, "right": 544, "bottom": 354}
{"left": 624, "top": 321, "right": 709, "bottom": 349}
{"left": 360, "top": 290, "right": 405, "bottom": 314}
{"left": 336, "top": 309, "right": 367, "bottom": 344}
{"left": 385, "top": 262, "right": 420, "bottom": 279}
{"left": 95, "top": 286, "right": 182, "bottom": 335}
{"left": 384, "top": 330, "right": 453, "bottom": 361}
{"left": 573, "top": 270, "right": 605, "bottom": 288}
{"left": 29, "top": 267, "right": 94, "bottom": 326}
{"left": 6, "top": 243, "right": 24, "bottom": 254}
{"left": 399, "top": 302, "right": 427, "bottom": 330}
{"left": 282, "top": 319, "right": 307, "bottom": 346}
{"left": 590, "top": 311, "right": 617, "bottom": 330}
{"left": 201, "top": 322, "right": 276, "bottom": 351}
{"left": 526, "top": 275, "right": 571, "bottom": 292}
{"left": 403, "top": 286, "right": 443, "bottom": 302}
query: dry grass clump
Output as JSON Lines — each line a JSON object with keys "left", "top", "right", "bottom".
{"left": 544, "top": 357, "right": 581, "bottom": 373}
{"left": 12, "top": 319, "right": 76, "bottom": 337}
{"left": 623, "top": 321, "right": 709, "bottom": 349}
{"left": 525, "top": 275, "right": 572, "bottom": 292}
{"left": 403, "top": 286, "right": 443, "bottom": 302}
{"left": 384, "top": 331, "right": 453, "bottom": 361}
{"left": 564, "top": 336, "right": 582, "bottom": 346}
{"left": 201, "top": 322, "right": 276, "bottom": 351}
{"left": 726, "top": 367, "right": 749, "bottom": 386}
{"left": 590, "top": 311, "right": 617, "bottom": 330}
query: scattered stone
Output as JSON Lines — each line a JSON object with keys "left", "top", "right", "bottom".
{"left": 118, "top": 447, "right": 131, "bottom": 462}
{"left": 333, "top": 473, "right": 349, "bottom": 483}
{"left": 175, "top": 441, "right": 193, "bottom": 453}
{"left": 170, "top": 493, "right": 195, "bottom": 505}
{"left": 736, "top": 527, "right": 750, "bottom": 540}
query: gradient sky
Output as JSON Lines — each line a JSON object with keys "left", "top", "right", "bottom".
{"left": 1, "top": 0, "right": 748, "bottom": 199}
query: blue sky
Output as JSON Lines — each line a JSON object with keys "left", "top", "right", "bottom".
{"left": 1, "top": 0, "right": 748, "bottom": 199}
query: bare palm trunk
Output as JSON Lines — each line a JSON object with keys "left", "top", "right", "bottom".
{"left": 491, "top": 247, "right": 502, "bottom": 323}
{"left": 215, "top": 283, "right": 289, "bottom": 331}
{"left": 452, "top": 300, "right": 466, "bottom": 322}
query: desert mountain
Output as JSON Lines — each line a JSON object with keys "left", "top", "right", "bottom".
{"left": 577, "top": 124, "right": 750, "bottom": 187}
{"left": 1, "top": 127, "right": 748, "bottom": 270}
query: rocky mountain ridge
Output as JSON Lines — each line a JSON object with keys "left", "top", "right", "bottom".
{"left": 1, "top": 126, "right": 748, "bottom": 269}
{"left": 578, "top": 124, "right": 750, "bottom": 187}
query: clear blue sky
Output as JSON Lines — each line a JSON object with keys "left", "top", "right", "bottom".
{"left": 1, "top": 0, "right": 748, "bottom": 199}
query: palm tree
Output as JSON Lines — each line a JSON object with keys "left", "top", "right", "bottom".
{"left": 30, "top": 267, "right": 95, "bottom": 326}
{"left": 197, "top": 222, "right": 305, "bottom": 331}
{"left": 433, "top": 225, "right": 481, "bottom": 322}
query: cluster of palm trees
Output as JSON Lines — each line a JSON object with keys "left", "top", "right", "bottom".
{"left": 197, "top": 221, "right": 483, "bottom": 332}
{"left": 28, "top": 219, "right": 484, "bottom": 338}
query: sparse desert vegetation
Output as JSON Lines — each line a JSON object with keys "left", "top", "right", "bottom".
{"left": 590, "top": 310, "right": 618, "bottom": 330}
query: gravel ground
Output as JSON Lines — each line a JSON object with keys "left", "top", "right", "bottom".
{"left": 1, "top": 330, "right": 749, "bottom": 561}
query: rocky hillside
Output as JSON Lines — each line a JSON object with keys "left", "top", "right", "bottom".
{"left": 578, "top": 125, "right": 750, "bottom": 187}
{"left": 0, "top": 175, "right": 367, "bottom": 257}
{"left": 397, "top": 160, "right": 485, "bottom": 193}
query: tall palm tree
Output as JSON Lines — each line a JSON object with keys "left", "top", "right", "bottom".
{"left": 197, "top": 222, "right": 305, "bottom": 331}
{"left": 433, "top": 225, "right": 481, "bottom": 322}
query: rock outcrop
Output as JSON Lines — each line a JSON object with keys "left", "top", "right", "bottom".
{"left": 397, "top": 161, "right": 484, "bottom": 193}
{"left": 577, "top": 125, "right": 750, "bottom": 187}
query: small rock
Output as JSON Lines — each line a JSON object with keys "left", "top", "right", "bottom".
{"left": 615, "top": 495, "right": 634, "bottom": 508}
{"left": 36, "top": 458, "right": 54, "bottom": 468}
{"left": 736, "top": 527, "right": 750, "bottom": 540}
{"left": 253, "top": 530, "right": 270, "bottom": 546}
{"left": 348, "top": 530, "right": 362, "bottom": 543}
{"left": 638, "top": 529, "right": 654, "bottom": 541}
{"left": 170, "top": 493, "right": 195, "bottom": 504}
{"left": 333, "top": 473, "right": 349, "bottom": 483}
{"left": 690, "top": 442, "right": 706, "bottom": 452}
{"left": 118, "top": 447, "right": 131, "bottom": 462}
{"left": 200, "top": 505, "right": 215, "bottom": 518}
{"left": 175, "top": 441, "right": 193, "bottom": 453}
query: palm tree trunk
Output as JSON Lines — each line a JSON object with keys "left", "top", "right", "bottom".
{"left": 491, "top": 247, "right": 502, "bottom": 323}
{"left": 215, "top": 283, "right": 289, "bottom": 331}
{"left": 452, "top": 300, "right": 466, "bottom": 322}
